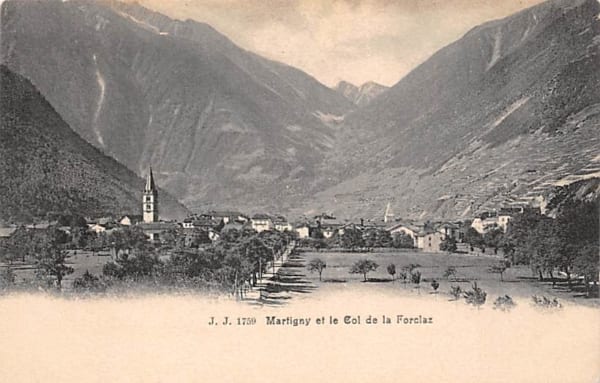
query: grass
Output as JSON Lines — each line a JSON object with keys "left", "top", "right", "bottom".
{"left": 302, "top": 250, "right": 599, "bottom": 307}
{"left": 3, "top": 250, "right": 113, "bottom": 289}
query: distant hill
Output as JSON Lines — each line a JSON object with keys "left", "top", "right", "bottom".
{"left": 0, "top": 65, "right": 188, "bottom": 223}
{"left": 307, "top": 0, "right": 600, "bottom": 220}
{"left": 334, "top": 81, "right": 388, "bottom": 107}
{"left": 1, "top": 0, "right": 353, "bottom": 213}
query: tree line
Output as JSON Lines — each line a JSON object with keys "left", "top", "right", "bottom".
{"left": 0, "top": 223, "right": 295, "bottom": 297}
{"left": 458, "top": 199, "right": 599, "bottom": 297}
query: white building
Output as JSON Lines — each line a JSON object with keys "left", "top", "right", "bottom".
{"left": 416, "top": 231, "right": 445, "bottom": 253}
{"left": 386, "top": 223, "right": 419, "bottom": 247}
{"left": 88, "top": 223, "right": 106, "bottom": 234}
{"left": 471, "top": 217, "right": 499, "bottom": 234}
{"left": 251, "top": 214, "right": 273, "bottom": 233}
{"left": 294, "top": 224, "right": 310, "bottom": 239}
{"left": 497, "top": 215, "right": 512, "bottom": 232}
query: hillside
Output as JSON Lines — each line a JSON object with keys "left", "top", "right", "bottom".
{"left": 0, "top": 65, "right": 188, "bottom": 223}
{"left": 334, "top": 81, "right": 388, "bottom": 107}
{"left": 309, "top": 0, "right": 600, "bottom": 220}
{"left": 0, "top": 0, "right": 353, "bottom": 213}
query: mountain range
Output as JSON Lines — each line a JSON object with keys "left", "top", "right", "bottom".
{"left": 1, "top": 0, "right": 352, "bottom": 214}
{"left": 1, "top": 0, "right": 598, "bottom": 221}
{"left": 311, "top": 0, "right": 600, "bottom": 220}
{"left": 334, "top": 81, "right": 388, "bottom": 107}
{"left": 0, "top": 64, "right": 188, "bottom": 223}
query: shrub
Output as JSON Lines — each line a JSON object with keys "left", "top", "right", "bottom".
{"left": 410, "top": 270, "right": 422, "bottom": 284}
{"left": 73, "top": 270, "right": 106, "bottom": 292}
{"left": 463, "top": 282, "right": 487, "bottom": 307}
{"left": 449, "top": 285, "right": 462, "bottom": 300}
{"left": 0, "top": 266, "right": 16, "bottom": 289}
{"left": 532, "top": 295, "right": 562, "bottom": 309}
{"left": 493, "top": 295, "right": 516, "bottom": 311}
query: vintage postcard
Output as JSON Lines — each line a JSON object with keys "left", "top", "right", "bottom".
{"left": 0, "top": 0, "right": 599, "bottom": 382}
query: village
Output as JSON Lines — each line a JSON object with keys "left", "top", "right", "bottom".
{"left": 0, "top": 167, "right": 596, "bottom": 308}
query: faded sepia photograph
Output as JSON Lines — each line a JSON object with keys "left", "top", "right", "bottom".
{"left": 0, "top": 0, "right": 599, "bottom": 382}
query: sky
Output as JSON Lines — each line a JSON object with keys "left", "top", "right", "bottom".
{"left": 134, "top": 0, "right": 545, "bottom": 87}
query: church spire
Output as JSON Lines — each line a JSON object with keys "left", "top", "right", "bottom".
{"left": 144, "top": 167, "right": 156, "bottom": 192}
{"left": 143, "top": 167, "right": 158, "bottom": 223}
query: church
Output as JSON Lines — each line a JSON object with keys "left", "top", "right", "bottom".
{"left": 137, "top": 168, "right": 177, "bottom": 242}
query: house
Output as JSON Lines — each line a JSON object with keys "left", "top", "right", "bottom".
{"left": 416, "top": 230, "right": 445, "bottom": 253}
{"left": 436, "top": 222, "right": 460, "bottom": 241}
{"left": 192, "top": 218, "right": 222, "bottom": 230}
{"left": 25, "top": 221, "right": 55, "bottom": 230}
{"left": 206, "top": 211, "right": 248, "bottom": 224}
{"left": 119, "top": 215, "right": 143, "bottom": 226}
{"left": 181, "top": 218, "right": 194, "bottom": 229}
{"left": 88, "top": 223, "right": 107, "bottom": 234}
{"left": 321, "top": 223, "right": 343, "bottom": 239}
{"left": 220, "top": 222, "right": 246, "bottom": 233}
{"left": 471, "top": 217, "right": 500, "bottom": 234}
{"left": 497, "top": 215, "right": 512, "bottom": 232}
{"left": 138, "top": 222, "right": 179, "bottom": 242}
{"left": 273, "top": 216, "right": 292, "bottom": 232}
{"left": 251, "top": 214, "right": 273, "bottom": 233}
{"left": 0, "top": 225, "right": 17, "bottom": 242}
{"left": 386, "top": 223, "right": 420, "bottom": 247}
{"left": 294, "top": 223, "right": 311, "bottom": 239}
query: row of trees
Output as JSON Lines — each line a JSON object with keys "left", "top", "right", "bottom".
{"left": 457, "top": 199, "right": 598, "bottom": 296}
{"left": 502, "top": 200, "right": 598, "bottom": 296}
{"left": 0, "top": 223, "right": 295, "bottom": 296}
{"left": 304, "top": 226, "right": 414, "bottom": 251}
{"left": 98, "top": 227, "right": 295, "bottom": 298}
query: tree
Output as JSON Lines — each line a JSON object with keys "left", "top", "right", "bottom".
{"left": 392, "top": 232, "right": 414, "bottom": 248}
{"left": 35, "top": 230, "right": 74, "bottom": 289}
{"left": 73, "top": 270, "right": 105, "bottom": 292}
{"left": 431, "top": 279, "right": 440, "bottom": 292}
{"left": 5, "top": 225, "right": 31, "bottom": 262}
{"left": 443, "top": 266, "right": 457, "bottom": 281}
{"left": 573, "top": 245, "right": 599, "bottom": 297}
{"left": 0, "top": 265, "right": 16, "bottom": 289}
{"left": 463, "top": 282, "right": 487, "bottom": 308}
{"left": 410, "top": 270, "right": 422, "bottom": 284}
{"left": 341, "top": 227, "right": 364, "bottom": 251}
{"left": 349, "top": 259, "right": 378, "bottom": 282}
{"left": 483, "top": 228, "right": 504, "bottom": 253}
{"left": 376, "top": 230, "right": 393, "bottom": 248}
{"left": 363, "top": 229, "right": 378, "bottom": 248}
{"left": 464, "top": 227, "right": 484, "bottom": 250}
{"left": 387, "top": 264, "right": 396, "bottom": 281}
{"left": 449, "top": 285, "right": 462, "bottom": 300}
{"left": 439, "top": 237, "right": 457, "bottom": 253}
{"left": 488, "top": 261, "right": 509, "bottom": 282}
{"left": 493, "top": 295, "right": 516, "bottom": 312}
{"left": 307, "top": 258, "right": 327, "bottom": 281}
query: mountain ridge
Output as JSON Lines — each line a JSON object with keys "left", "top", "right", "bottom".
{"left": 307, "top": 0, "right": 600, "bottom": 220}
{"left": 2, "top": 0, "right": 598, "bottom": 221}
{"left": 334, "top": 80, "right": 388, "bottom": 107}
{"left": 0, "top": 64, "right": 189, "bottom": 223}
{"left": 1, "top": 0, "right": 352, "bottom": 213}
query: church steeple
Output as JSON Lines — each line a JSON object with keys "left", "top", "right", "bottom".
{"left": 144, "top": 167, "right": 156, "bottom": 192}
{"left": 143, "top": 167, "right": 158, "bottom": 223}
